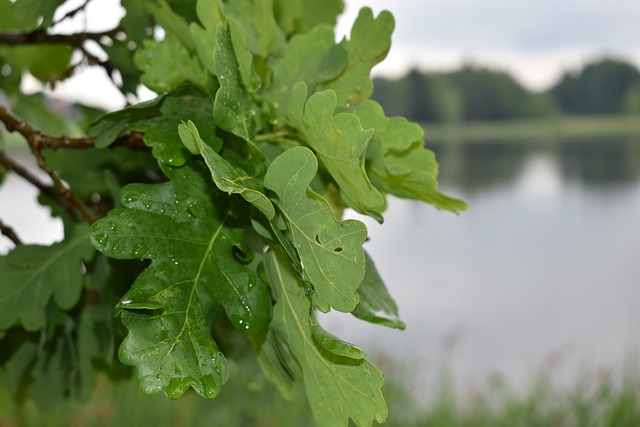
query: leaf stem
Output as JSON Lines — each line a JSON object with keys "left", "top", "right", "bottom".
{"left": 254, "top": 130, "right": 291, "bottom": 142}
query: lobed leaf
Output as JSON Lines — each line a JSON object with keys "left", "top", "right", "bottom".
{"left": 131, "top": 85, "right": 219, "bottom": 166}
{"left": 262, "top": 25, "right": 347, "bottom": 114}
{"left": 90, "top": 161, "right": 271, "bottom": 399}
{"left": 134, "top": 35, "right": 210, "bottom": 93}
{"left": 298, "top": 89, "right": 386, "bottom": 220}
{"left": 353, "top": 101, "right": 467, "bottom": 213}
{"left": 272, "top": 0, "right": 344, "bottom": 35}
{"left": 0, "top": 223, "right": 93, "bottom": 331}
{"left": 260, "top": 249, "right": 387, "bottom": 427}
{"left": 264, "top": 146, "right": 367, "bottom": 313}
{"left": 319, "top": 8, "right": 394, "bottom": 106}
{"left": 220, "top": 0, "right": 284, "bottom": 58}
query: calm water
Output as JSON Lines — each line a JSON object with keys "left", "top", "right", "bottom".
{"left": 2, "top": 138, "right": 640, "bottom": 399}
{"left": 325, "top": 136, "right": 640, "bottom": 397}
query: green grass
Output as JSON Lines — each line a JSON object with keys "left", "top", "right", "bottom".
{"left": 2, "top": 357, "right": 639, "bottom": 427}
{"left": 423, "top": 114, "right": 640, "bottom": 143}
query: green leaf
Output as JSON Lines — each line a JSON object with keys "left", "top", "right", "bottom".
{"left": 261, "top": 249, "right": 387, "bottom": 427}
{"left": 0, "top": 0, "right": 21, "bottom": 30}
{"left": 263, "top": 26, "right": 347, "bottom": 112}
{"left": 298, "top": 89, "right": 386, "bottom": 220}
{"left": 134, "top": 35, "right": 210, "bottom": 93}
{"left": 213, "top": 21, "right": 260, "bottom": 140}
{"left": 272, "top": 0, "right": 344, "bottom": 34}
{"left": 178, "top": 120, "right": 274, "bottom": 218}
{"left": 319, "top": 8, "right": 394, "bottom": 106}
{"left": 190, "top": 0, "right": 223, "bottom": 76}
{"left": 220, "top": 0, "right": 284, "bottom": 58}
{"left": 4, "top": 44, "right": 74, "bottom": 83}
{"left": 0, "top": 223, "right": 93, "bottom": 331}
{"left": 148, "top": 0, "right": 196, "bottom": 52}
{"left": 352, "top": 252, "right": 405, "bottom": 330}
{"left": 12, "top": 0, "right": 65, "bottom": 29}
{"left": 12, "top": 93, "right": 76, "bottom": 135}
{"left": 131, "top": 85, "right": 219, "bottom": 166}
{"left": 87, "top": 95, "right": 164, "bottom": 149}
{"left": 90, "top": 161, "right": 271, "bottom": 399}
{"left": 353, "top": 101, "right": 467, "bottom": 213}
{"left": 121, "top": 0, "right": 154, "bottom": 43}
{"left": 264, "top": 146, "right": 367, "bottom": 313}
{"left": 102, "top": 40, "right": 143, "bottom": 95}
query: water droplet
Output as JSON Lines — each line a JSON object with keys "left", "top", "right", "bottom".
{"left": 132, "top": 242, "right": 148, "bottom": 258}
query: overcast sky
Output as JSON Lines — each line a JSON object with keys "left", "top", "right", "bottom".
{"left": 338, "top": 0, "right": 640, "bottom": 90}
{"left": 42, "top": 0, "right": 640, "bottom": 108}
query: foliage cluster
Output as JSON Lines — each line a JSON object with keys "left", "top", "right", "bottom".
{"left": 0, "top": 0, "right": 464, "bottom": 426}
{"left": 373, "top": 58, "right": 640, "bottom": 123}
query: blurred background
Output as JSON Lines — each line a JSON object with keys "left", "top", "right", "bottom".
{"left": 1, "top": 0, "right": 639, "bottom": 425}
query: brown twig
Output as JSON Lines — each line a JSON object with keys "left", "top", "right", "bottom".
{"left": 0, "top": 106, "right": 148, "bottom": 224}
{"left": 51, "top": 0, "right": 92, "bottom": 27}
{"left": 0, "top": 27, "right": 121, "bottom": 46}
{"left": 0, "top": 150, "right": 58, "bottom": 199}
{"left": 0, "top": 219, "right": 22, "bottom": 246}
{"left": 27, "top": 135, "right": 96, "bottom": 223}
{"left": 0, "top": 25, "right": 124, "bottom": 90}
{"left": 0, "top": 106, "right": 147, "bottom": 150}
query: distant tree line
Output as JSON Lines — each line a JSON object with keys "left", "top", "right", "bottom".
{"left": 372, "top": 58, "right": 640, "bottom": 123}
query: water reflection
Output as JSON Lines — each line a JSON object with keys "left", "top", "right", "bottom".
{"left": 432, "top": 137, "right": 640, "bottom": 192}
{"left": 326, "top": 136, "right": 640, "bottom": 399}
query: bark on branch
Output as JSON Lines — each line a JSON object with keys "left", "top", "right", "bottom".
{"left": 0, "top": 106, "right": 149, "bottom": 224}
{"left": 0, "top": 27, "right": 121, "bottom": 47}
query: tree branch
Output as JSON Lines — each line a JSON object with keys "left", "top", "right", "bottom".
{"left": 0, "top": 106, "right": 149, "bottom": 224}
{"left": 0, "top": 27, "right": 121, "bottom": 46}
{"left": 0, "top": 106, "right": 147, "bottom": 150}
{"left": 0, "top": 219, "right": 22, "bottom": 246}
{"left": 51, "top": 0, "right": 92, "bottom": 27}
{"left": 0, "top": 150, "right": 58, "bottom": 199}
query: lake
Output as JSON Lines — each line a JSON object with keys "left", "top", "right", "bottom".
{"left": 2, "top": 137, "right": 640, "bottom": 402}
{"left": 323, "top": 136, "right": 640, "bottom": 400}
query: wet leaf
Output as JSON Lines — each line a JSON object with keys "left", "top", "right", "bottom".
{"left": 131, "top": 85, "right": 218, "bottom": 166}
{"left": 178, "top": 120, "right": 274, "bottom": 218}
{"left": 264, "top": 146, "right": 367, "bottom": 313}
{"left": 261, "top": 249, "right": 387, "bottom": 427}
{"left": 90, "top": 161, "right": 271, "bottom": 399}
{"left": 213, "top": 20, "right": 260, "bottom": 140}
